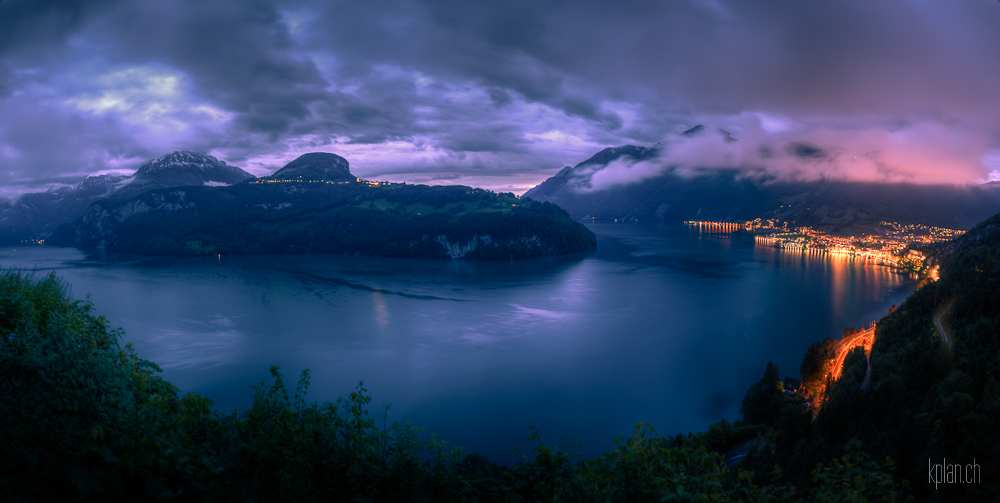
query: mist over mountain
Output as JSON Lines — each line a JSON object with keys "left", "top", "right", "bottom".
{"left": 0, "top": 151, "right": 254, "bottom": 244}
{"left": 0, "top": 174, "right": 129, "bottom": 244}
{"left": 524, "top": 128, "right": 1000, "bottom": 234}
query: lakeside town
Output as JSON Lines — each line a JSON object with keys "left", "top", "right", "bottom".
{"left": 251, "top": 177, "right": 396, "bottom": 188}
{"left": 685, "top": 218, "right": 965, "bottom": 278}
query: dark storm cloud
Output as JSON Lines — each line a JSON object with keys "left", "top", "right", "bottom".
{"left": 0, "top": 94, "right": 144, "bottom": 186}
{"left": 0, "top": 0, "right": 121, "bottom": 104}
{"left": 305, "top": 1, "right": 629, "bottom": 129}
{"left": 787, "top": 143, "right": 826, "bottom": 161}
{"left": 88, "top": 0, "right": 328, "bottom": 135}
{"left": 0, "top": 65, "right": 11, "bottom": 99}
{"left": 293, "top": 0, "right": 1000, "bottom": 182}
{"left": 302, "top": 0, "right": 1000, "bottom": 124}
{"left": 305, "top": 73, "right": 421, "bottom": 144}
{"left": 486, "top": 88, "right": 513, "bottom": 108}
{"left": 0, "top": 0, "right": 119, "bottom": 58}
{"left": 2, "top": 0, "right": 1000, "bottom": 194}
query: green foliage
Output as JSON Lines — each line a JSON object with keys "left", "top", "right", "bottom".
{"left": 0, "top": 270, "right": 471, "bottom": 502}
{"left": 668, "top": 419, "right": 764, "bottom": 456}
{"left": 800, "top": 338, "right": 835, "bottom": 388}
{"left": 0, "top": 269, "right": 223, "bottom": 501}
{"left": 809, "top": 440, "right": 910, "bottom": 503}
{"left": 221, "top": 369, "right": 473, "bottom": 502}
{"left": 578, "top": 423, "right": 733, "bottom": 501}
{"left": 740, "top": 362, "right": 784, "bottom": 426}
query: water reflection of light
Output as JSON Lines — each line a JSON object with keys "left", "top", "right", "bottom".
{"left": 553, "top": 262, "right": 598, "bottom": 305}
{"left": 476, "top": 260, "right": 598, "bottom": 344}
{"left": 827, "top": 251, "right": 854, "bottom": 316}
{"left": 509, "top": 304, "right": 571, "bottom": 321}
{"left": 152, "top": 314, "right": 249, "bottom": 369}
{"left": 372, "top": 291, "right": 389, "bottom": 328}
{"left": 753, "top": 244, "right": 904, "bottom": 319}
{"left": 153, "top": 329, "right": 246, "bottom": 369}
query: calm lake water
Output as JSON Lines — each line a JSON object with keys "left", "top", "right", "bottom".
{"left": 0, "top": 223, "right": 915, "bottom": 461}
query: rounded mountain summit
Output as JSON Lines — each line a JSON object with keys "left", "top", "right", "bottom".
{"left": 266, "top": 153, "right": 355, "bottom": 182}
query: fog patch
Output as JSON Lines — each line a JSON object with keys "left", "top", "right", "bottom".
{"left": 577, "top": 158, "right": 666, "bottom": 191}
{"left": 569, "top": 114, "right": 993, "bottom": 191}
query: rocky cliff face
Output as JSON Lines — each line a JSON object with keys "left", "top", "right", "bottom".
{"left": 66, "top": 190, "right": 198, "bottom": 252}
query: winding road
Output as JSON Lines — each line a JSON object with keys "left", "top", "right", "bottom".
{"left": 935, "top": 304, "right": 953, "bottom": 349}
{"left": 860, "top": 355, "right": 873, "bottom": 390}
{"left": 830, "top": 324, "right": 877, "bottom": 383}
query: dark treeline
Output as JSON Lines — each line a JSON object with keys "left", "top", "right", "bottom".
{"left": 50, "top": 183, "right": 596, "bottom": 260}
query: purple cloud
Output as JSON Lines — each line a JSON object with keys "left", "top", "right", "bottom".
{"left": 1, "top": 0, "right": 999, "bottom": 196}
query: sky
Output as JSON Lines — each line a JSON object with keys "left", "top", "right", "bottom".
{"left": 2, "top": 0, "right": 1000, "bottom": 197}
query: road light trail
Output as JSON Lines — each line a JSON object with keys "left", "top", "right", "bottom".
{"left": 829, "top": 324, "right": 877, "bottom": 383}
{"left": 806, "top": 323, "right": 877, "bottom": 406}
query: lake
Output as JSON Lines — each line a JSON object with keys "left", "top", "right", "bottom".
{"left": 0, "top": 223, "right": 915, "bottom": 462}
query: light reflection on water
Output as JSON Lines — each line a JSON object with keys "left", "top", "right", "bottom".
{"left": 751, "top": 245, "right": 909, "bottom": 324}
{"left": 0, "top": 223, "right": 916, "bottom": 461}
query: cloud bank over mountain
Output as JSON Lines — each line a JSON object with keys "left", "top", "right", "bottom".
{"left": 580, "top": 116, "right": 994, "bottom": 192}
{"left": 2, "top": 0, "right": 999, "bottom": 196}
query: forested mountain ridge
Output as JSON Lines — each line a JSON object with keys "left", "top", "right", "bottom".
{"left": 0, "top": 151, "right": 254, "bottom": 244}
{"left": 524, "top": 129, "right": 1000, "bottom": 234}
{"left": 852, "top": 210, "right": 1000, "bottom": 499}
{"left": 0, "top": 174, "right": 129, "bottom": 243}
{"left": 50, "top": 153, "right": 596, "bottom": 260}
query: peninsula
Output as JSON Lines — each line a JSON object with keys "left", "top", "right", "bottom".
{"left": 51, "top": 153, "right": 596, "bottom": 260}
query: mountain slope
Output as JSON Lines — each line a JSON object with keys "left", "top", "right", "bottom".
{"left": 51, "top": 153, "right": 596, "bottom": 260}
{"left": 524, "top": 132, "right": 1000, "bottom": 233}
{"left": 112, "top": 151, "right": 254, "bottom": 199}
{"left": 666, "top": 209, "right": 1000, "bottom": 499}
{"left": 801, "top": 211, "right": 1000, "bottom": 499}
{"left": 0, "top": 151, "right": 254, "bottom": 244}
{"left": 0, "top": 175, "right": 129, "bottom": 243}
